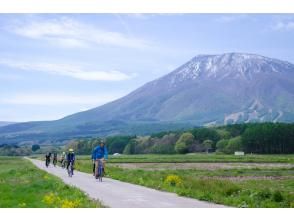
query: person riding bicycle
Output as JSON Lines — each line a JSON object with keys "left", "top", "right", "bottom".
{"left": 45, "top": 152, "right": 51, "bottom": 167}
{"left": 53, "top": 152, "right": 58, "bottom": 166}
{"left": 60, "top": 151, "right": 66, "bottom": 166}
{"left": 92, "top": 140, "right": 108, "bottom": 178}
{"left": 66, "top": 149, "right": 75, "bottom": 174}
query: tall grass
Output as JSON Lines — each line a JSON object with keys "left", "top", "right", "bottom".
{"left": 74, "top": 159, "right": 294, "bottom": 208}
{"left": 0, "top": 157, "right": 103, "bottom": 208}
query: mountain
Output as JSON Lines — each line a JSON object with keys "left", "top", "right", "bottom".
{"left": 1, "top": 53, "right": 294, "bottom": 143}
{"left": 0, "top": 122, "right": 15, "bottom": 127}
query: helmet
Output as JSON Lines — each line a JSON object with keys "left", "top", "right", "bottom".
{"left": 69, "top": 148, "right": 74, "bottom": 152}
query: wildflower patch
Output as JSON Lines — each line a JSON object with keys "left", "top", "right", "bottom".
{"left": 164, "top": 175, "right": 183, "bottom": 187}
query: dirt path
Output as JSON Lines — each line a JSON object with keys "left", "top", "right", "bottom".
{"left": 27, "top": 158, "right": 227, "bottom": 208}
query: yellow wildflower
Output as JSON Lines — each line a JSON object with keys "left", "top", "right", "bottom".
{"left": 164, "top": 175, "right": 183, "bottom": 187}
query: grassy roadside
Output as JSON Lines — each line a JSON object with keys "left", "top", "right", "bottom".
{"left": 0, "top": 157, "right": 103, "bottom": 208}
{"left": 74, "top": 159, "right": 294, "bottom": 208}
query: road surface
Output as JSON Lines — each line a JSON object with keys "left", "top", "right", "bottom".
{"left": 27, "top": 158, "right": 227, "bottom": 208}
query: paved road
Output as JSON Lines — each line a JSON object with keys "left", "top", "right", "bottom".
{"left": 27, "top": 158, "right": 227, "bottom": 208}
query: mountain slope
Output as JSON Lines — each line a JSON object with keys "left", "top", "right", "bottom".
{"left": 1, "top": 53, "right": 294, "bottom": 142}
{"left": 0, "top": 122, "right": 15, "bottom": 127}
{"left": 62, "top": 53, "right": 294, "bottom": 124}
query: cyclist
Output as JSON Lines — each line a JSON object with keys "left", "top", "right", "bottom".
{"left": 60, "top": 151, "right": 66, "bottom": 168}
{"left": 66, "top": 149, "right": 75, "bottom": 175}
{"left": 53, "top": 152, "right": 58, "bottom": 167}
{"left": 92, "top": 140, "right": 108, "bottom": 178}
{"left": 45, "top": 152, "right": 50, "bottom": 167}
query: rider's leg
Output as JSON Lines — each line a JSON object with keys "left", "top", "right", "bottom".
{"left": 95, "top": 159, "right": 99, "bottom": 177}
{"left": 102, "top": 160, "right": 106, "bottom": 174}
{"left": 93, "top": 161, "right": 95, "bottom": 176}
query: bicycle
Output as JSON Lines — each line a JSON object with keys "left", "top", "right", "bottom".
{"left": 61, "top": 159, "right": 66, "bottom": 169}
{"left": 95, "top": 159, "right": 104, "bottom": 182}
{"left": 45, "top": 158, "right": 50, "bottom": 168}
{"left": 67, "top": 161, "right": 74, "bottom": 177}
{"left": 53, "top": 158, "right": 57, "bottom": 167}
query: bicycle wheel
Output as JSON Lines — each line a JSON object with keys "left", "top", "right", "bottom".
{"left": 68, "top": 163, "right": 73, "bottom": 177}
{"left": 98, "top": 161, "right": 103, "bottom": 182}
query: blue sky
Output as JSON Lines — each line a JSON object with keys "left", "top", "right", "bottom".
{"left": 0, "top": 14, "right": 294, "bottom": 122}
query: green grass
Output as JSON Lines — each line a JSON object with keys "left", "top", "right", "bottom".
{"left": 0, "top": 157, "right": 103, "bottom": 208}
{"left": 77, "top": 153, "right": 294, "bottom": 163}
{"left": 74, "top": 158, "right": 294, "bottom": 208}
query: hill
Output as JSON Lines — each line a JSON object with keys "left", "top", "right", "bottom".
{"left": 0, "top": 53, "right": 293, "bottom": 143}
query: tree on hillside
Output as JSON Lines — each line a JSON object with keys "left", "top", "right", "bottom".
{"left": 106, "top": 136, "right": 134, "bottom": 154}
{"left": 242, "top": 123, "right": 294, "bottom": 154}
{"left": 32, "top": 144, "right": 40, "bottom": 152}
{"left": 175, "top": 132, "right": 194, "bottom": 154}
{"left": 191, "top": 128, "right": 220, "bottom": 150}
{"left": 203, "top": 139, "right": 213, "bottom": 153}
{"left": 123, "top": 139, "right": 137, "bottom": 154}
{"left": 216, "top": 139, "right": 229, "bottom": 153}
{"left": 226, "top": 136, "right": 242, "bottom": 154}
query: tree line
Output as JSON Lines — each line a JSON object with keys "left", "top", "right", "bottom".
{"left": 66, "top": 123, "right": 294, "bottom": 155}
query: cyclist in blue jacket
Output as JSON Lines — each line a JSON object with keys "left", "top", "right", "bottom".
{"left": 92, "top": 140, "right": 108, "bottom": 177}
{"left": 67, "top": 149, "right": 75, "bottom": 174}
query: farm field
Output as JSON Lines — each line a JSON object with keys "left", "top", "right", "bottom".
{"left": 75, "top": 153, "right": 294, "bottom": 163}
{"left": 73, "top": 153, "right": 294, "bottom": 208}
{"left": 0, "top": 156, "right": 103, "bottom": 208}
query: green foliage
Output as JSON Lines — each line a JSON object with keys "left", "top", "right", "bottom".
{"left": 203, "top": 139, "right": 214, "bottom": 152}
{"left": 175, "top": 132, "right": 194, "bottom": 154}
{"left": 123, "top": 139, "right": 137, "bottom": 154}
{"left": 0, "top": 157, "right": 103, "bottom": 207}
{"left": 175, "top": 142, "right": 188, "bottom": 154}
{"left": 63, "top": 122, "right": 294, "bottom": 155}
{"left": 242, "top": 123, "right": 294, "bottom": 154}
{"left": 216, "top": 129, "right": 231, "bottom": 139}
{"left": 0, "top": 144, "right": 32, "bottom": 156}
{"left": 225, "top": 136, "right": 243, "bottom": 154}
{"left": 77, "top": 153, "right": 294, "bottom": 163}
{"left": 190, "top": 128, "right": 220, "bottom": 149}
{"left": 216, "top": 139, "right": 229, "bottom": 152}
{"left": 31, "top": 144, "right": 40, "bottom": 152}
{"left": 75, "top": 158, "right": 294, "bottom": 208}
{"left": 106, "top": 136, "right": 134, "bottom": 154}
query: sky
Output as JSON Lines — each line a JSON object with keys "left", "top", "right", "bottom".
{"left": 0, "top": 14, "right": 294, "bottom": 122}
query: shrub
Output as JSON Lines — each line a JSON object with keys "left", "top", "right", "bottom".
{"left": 272, "top": 191, "right": 284, "bottom": 202}
{"left": 175, "top": 142, "right": 188, "bottom": 154}
{"left": 164, "top": 175, "right": 182, "bottom": 187}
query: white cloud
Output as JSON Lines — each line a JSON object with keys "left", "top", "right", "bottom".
{"left": 0, "top": 59, "right": 135, "bottom": 81}
{"left": 8, "top": 17, "right": 151, "bottom": 49}
{"left": 0, "top": 93, "right": 122, "bottom": 106}
{"left": 272, "top": 21, "right": 294, "bottom": 31}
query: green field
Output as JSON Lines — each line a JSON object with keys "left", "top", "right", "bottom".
{"left": 73, "top": 153, "right": 294, "bottom": 208}
{"left": 76, "top": 153, "right": 294, "bottom": 163}
{"left": 0, "top": 157, "right": 103, "bottom": 208}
